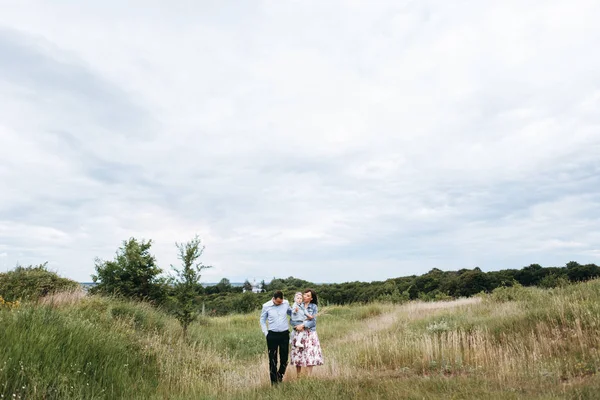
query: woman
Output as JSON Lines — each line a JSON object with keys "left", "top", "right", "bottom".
{"left": 290, "top": 288, "right": 324, "bottom": 376}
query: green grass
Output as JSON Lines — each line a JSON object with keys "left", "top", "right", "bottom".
{"left": 0, "top": 305, "right": 158, "bottom": 399}
{"left": 1, "top": 281, "right": 600, "bottom": 399}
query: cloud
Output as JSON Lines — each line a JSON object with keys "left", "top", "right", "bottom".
{"left": 0, "top": 0, "right": 599, "bottom": 283}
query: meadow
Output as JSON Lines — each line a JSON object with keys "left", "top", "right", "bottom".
{"left": 1, "top": 280, "right": 600, "bottom": 399}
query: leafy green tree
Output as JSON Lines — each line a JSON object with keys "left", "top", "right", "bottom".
{"left": 566, "top": 263, "right": 600, "bottom": 282}
{"left": 171, "top": 235, "right": 212, "bottom": 338}
{"left": 456, "top": 269, "right": 491, "bottom": 296}
{"left": 91, "top": 238, "right": 166, "bottom": 303}
{"left": 215, "top": 278, "right": 232, "bottom": 293}
{"left": 243, "top": 280, "right": 253, "bottom": 292}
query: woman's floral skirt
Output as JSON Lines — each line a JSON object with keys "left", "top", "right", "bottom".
{"left": 290, "top": 329, "right": 324, "bottom": 367}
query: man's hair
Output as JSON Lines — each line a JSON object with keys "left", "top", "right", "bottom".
{"left": 273, "top": 290, "right": 284, "bottom": 300}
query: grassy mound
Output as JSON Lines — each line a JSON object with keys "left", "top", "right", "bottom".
{"left": 0, "top": 264, "right": 79, "bottom": 302}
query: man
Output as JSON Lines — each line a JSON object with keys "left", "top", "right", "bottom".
{"left": 260, "top": 290, "right": 292, "bottom": 385}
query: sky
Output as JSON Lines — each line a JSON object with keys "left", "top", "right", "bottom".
{"left": 0, "top": 0, "right": 599, "bottom": 284}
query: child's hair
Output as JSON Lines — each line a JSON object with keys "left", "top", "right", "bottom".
{"left": 294, "top": 292, "right": 303, "bottom": 300}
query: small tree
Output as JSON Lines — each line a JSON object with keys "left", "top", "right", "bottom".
{"left": 91, "top": 238, "right": 166, "bottom": 304}
{"left": 243, "top": 279, "right": 253, "bottom": 292}
{"left": 171, "top": 236, "right": 212, "bottom": 338}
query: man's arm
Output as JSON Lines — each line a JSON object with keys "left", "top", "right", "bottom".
{"left": 260, "top": 305, "right": 269, "bottom": 336}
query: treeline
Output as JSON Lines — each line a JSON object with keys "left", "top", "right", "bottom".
{"left": 2, "top": 235, "right": 599, "bottom": 318}
{"left": 267, "top": 261, "right": 600, "bottom": 306}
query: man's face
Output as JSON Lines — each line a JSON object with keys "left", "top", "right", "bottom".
{"left": 273, "top": 297, "right": 283, "bottom": 306}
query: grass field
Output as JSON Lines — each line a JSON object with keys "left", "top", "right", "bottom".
{"left": 1, "top": 280, "right": 600, "bottom": 399}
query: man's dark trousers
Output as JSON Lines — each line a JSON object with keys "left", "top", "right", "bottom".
{"left": 266, "top": 330, "right": 289, "bottom": 384}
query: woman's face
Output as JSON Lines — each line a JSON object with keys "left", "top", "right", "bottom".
{"left": 303, "top": 291, "right": 312, "bottom": 303}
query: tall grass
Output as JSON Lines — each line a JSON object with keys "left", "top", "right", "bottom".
{"left": 1, "top": 281, "right": 600, "bottom": 399}
{"left": 333, "top": 281, "right": 600, "bottom": 389}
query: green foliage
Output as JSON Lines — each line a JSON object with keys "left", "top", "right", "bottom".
{"left": 487, "top": 282, "right": 533, "bottom": 303}
{"left": 232, "top": 292, "right": 261, "bottom": 314}
{"left": 0, "top": 304, "right": 159, "bottom": 399}
{"left": 0, "top": 263, "right": 79, "bottom": 302}
{"left": 539, "top": 273, "right": 570, "bottom": 289}
{"left": 170, "top": 235, "right": 211, "bottom": 337}
{"left": 201, "top": 292, "right": 272, "bottom": 316}
{"left": 376, "top": 287, "right": 410, "bottom": 304}
{"left": 263, "top": 276, "right": 314, "bottom": 293}
{"left": 214, "top": 277, "right": 232, "bottom": 292}
{"left": 91, "top": 238, "right": 166, "bottom": 304}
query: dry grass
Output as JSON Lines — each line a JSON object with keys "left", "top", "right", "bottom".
{"left": 329, "top": 282, "right": 600, "bottom": 390}
{"left": 38, "top": 288, "right": 87, "bottom": 308}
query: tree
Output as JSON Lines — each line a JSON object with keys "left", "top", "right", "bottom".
{"left": 456, "top": 269, "right": 491, "bottom": 296}
{"left": 243, "top": 280, "right": 253, "bottom": 292}
{"left": 91, "top": 238, "right": 166, "bottom": 303}
{"left": 171, "top": 235, "right": 212, "bottom": 338}
{"left": 215, "top": 278, "right": 232, "bottom": 293}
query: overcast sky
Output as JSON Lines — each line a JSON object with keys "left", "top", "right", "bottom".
{"left": 1, "top": 1, "right": 599, "bottom": 284}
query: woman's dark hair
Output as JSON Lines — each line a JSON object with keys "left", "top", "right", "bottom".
{"left": 303, "top": 288, "right": 318, "bottom": 305}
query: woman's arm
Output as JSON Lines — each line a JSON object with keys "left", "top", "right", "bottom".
{"left": 303, "top": 305, "right": 317, "bottom": 329}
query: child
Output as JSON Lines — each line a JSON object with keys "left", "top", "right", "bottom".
{"left": 290, "top": 292, "right": 312, "bottom": 348}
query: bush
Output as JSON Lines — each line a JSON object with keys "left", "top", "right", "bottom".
{"left": 0, "top": 263, "right": 79, "bottom": 302}
{"left": 488, "top": 283, "right": 538, "bottom": 303}
{"left": 539, "top": 273, "right": 570, "bottom": 289}
{"left": 232, "top": 292, "right": 261, "bottom": 313}
{"left": 91, "top": 238, "right": 167, "bottom": 304}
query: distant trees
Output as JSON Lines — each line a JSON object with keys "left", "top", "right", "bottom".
{"left": 216, "top": 278, "right": 232, "bottom": 292}
{"left": 565, "top": 261, "right": 600, "bottom": 282}
{"left": 91, "top": 238, "right": 167, "bottom": 304}
{"left": 87, "top": 238, "right": 600, "bottom": 318}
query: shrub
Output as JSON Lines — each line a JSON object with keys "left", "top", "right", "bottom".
{"left": 232, "top": 292, "right": 261, "bottom": 313}
{"left": 539, "top": 273, "right": 570, "bottom": 289}
{"left": 488, "top": 282, "right": 539, "bottom": 303}
{"left": 0, "top": 263, "right": 79, "bottom": 302}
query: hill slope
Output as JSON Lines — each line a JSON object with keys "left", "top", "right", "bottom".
{"left": 1, "top": 281, "right": 600, "bottom": 399}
